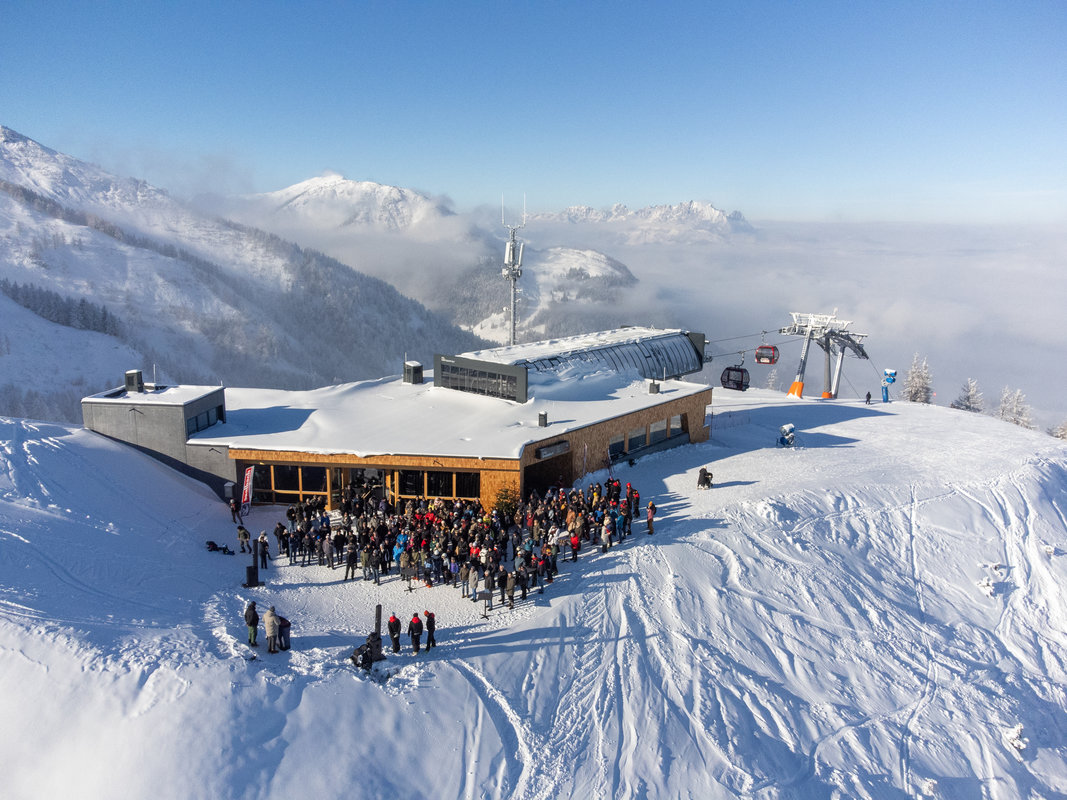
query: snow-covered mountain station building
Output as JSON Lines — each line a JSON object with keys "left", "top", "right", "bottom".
{"left": 81, "top": 327, "right": 713, "bottom": 509}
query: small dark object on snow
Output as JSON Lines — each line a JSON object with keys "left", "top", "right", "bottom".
{"left": 205, "top": 540, "right": 234, "bottom": 555}
{"left": 697, "top": 467, "right": 713, "bottom": 489}
{"left": 350, "top": 631, "right": 386, "bottom": 670}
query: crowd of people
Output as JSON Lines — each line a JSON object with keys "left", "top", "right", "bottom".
{"left": 239, "top": 477, "right": 655, "bottom": 655}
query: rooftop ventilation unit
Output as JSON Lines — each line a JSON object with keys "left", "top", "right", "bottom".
{"left": 403, "top": 361, "right": 424, "bottom": 385}
{"left": 125, "top": 369, "right": 145, "bottom": 393}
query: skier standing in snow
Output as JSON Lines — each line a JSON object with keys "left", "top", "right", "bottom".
{"left": 244, "top": 600, "right": 259, "bottom": 647}
{"left": 408, "top": 612, "right": 423, "bottom": 655}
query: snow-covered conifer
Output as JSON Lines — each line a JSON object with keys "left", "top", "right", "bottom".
{"left": 997, "top": 387, "right": 1034, "bottom": 429}
{"left": 765, "top": 367, "right": 780, "bottom": 391}
{"left": 901, "top": 353, "right": 934, "bottom": 404}
{"left": 1052, "top": 419, "right": 1067, "bottom": 440}
{"left": 950, "top": 378, "right": 983, "bottom": 413}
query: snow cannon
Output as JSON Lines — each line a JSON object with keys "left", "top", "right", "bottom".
{"left": 777, "top": 423, "right": 796, "bottom": 448}
{"left": 882, "top": 369, "right": 896, "bottom": 403}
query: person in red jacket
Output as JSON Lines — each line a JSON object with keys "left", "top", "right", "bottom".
{"left": 408, "top": 612, "right": 424, "bottom": 654}
{"left": 387, "top": 613, "right": 401, "bottom": 654}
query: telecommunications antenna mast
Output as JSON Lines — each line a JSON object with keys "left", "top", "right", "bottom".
{"left": 501, "top": 195, "right": 526, "bottom": 346}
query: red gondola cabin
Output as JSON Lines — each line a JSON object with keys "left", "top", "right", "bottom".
{"left": 754, "top": 345, "right": 779, "bottom": 365}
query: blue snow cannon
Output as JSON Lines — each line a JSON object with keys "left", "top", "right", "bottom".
{"left": 882, "top": 369, "right": 897, "bottom": 402}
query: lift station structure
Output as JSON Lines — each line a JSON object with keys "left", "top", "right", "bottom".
{"left": 779, "top": 312, "right": 869, "bottom": 399}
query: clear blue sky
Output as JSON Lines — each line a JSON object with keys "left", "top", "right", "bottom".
{"left": 2, "top": 1, "right": 1065, "bottom": 223}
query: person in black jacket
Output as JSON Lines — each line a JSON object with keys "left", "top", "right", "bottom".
{"left": 387, "top": 613, "right": 402, "bottom": 653}
{"left": 243, "top": 601, "right": 259, "bottom": 646}
{"left": 408, "top": 612, "right": 424, "bottom": 655}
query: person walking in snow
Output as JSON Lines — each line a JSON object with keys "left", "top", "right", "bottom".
{"left": 230, "top": 497, "right": 242, "bottom": 525}
{"left": 865, "top": 391, "right": 872, "bottom": 405}
{"left": 408, "top": 612, "right": 424, "bottom": 655}
{"left": 243, "top": 600, "right": 259, "bottom": 647}
{"left": 237, "top": 524, "right": 250, "bottom": 553}
{"left": 263, "top": 605, "right": 279, "bottom": 654}
{"left": 387, "top": 613, "right": 402, "bottom": 654}
{"left": 646, "top": 501, "right": 657, "bottom": 535}
{"left": 423, "top": 610, "right": 436, "bottom": 649}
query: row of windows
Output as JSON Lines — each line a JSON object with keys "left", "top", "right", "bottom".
{"left": 186, "top": 405, "right": 223, "bottom": 436}
{"left": 398, "top": 469, "right": 480, "bottom": 499}
{"left": 246, "top": 463, "right": 481, "bottom": 505}
{"left": 437, "top": 363, "right": 519, "bottom": 401}
{"left": 608, "top": 414, "right": 686, "bottom": 458}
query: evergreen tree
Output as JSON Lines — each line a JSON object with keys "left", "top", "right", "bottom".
{"left": 764, "top": 367, "right": 780, "bottom": 391}
{"left": 996, "top": 387, "right": 1034, "bottom": 429}
{"left": 1051, "top": 419, "right": 1067, "bottom": 441}
{"left": 950, "top": 378, "right": 983, "bottom": 413}
{"left": 901, "top": 353, "right": 934, "bottom": 404}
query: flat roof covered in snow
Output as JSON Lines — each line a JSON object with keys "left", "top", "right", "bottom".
{"left": 190, "top": 370, "right": 711, "bottom": 460}
{"left": 83, "top": 383, "right": 223, "bottom": 407}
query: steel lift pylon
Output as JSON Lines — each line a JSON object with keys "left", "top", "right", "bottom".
{"left": 779, "top": 311, "right": 869, "bottom": 399}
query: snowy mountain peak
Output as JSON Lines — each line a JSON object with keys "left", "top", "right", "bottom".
{"left": 246, "top": 173, "right": 454, "bottom": 231}
{"left": 0, "top": 124, "right": 168, "bottom": 213}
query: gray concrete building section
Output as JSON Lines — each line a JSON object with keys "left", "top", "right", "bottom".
{"left": 81, "top": 370, "right": 237, "bottom": 496}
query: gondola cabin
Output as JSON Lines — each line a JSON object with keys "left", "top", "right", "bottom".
{"left": 754, "top": 345, "right": 779, "bottom": 365}
{"left": 720, "top": 365, "right": 750, "bottom": 391}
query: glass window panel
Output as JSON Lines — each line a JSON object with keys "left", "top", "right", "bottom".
{"left": 303, "top": 467, "right": 327, "bottom": 494}
{"left": 609, "top": 433, "right": 626, "bottom": 458}
{"left": 186, "top": 417, "right": 197, "bottom": 436}
{"left": 650, "top": 418, "right": 668, "bottom": 444}
{"left": 399, "top": 470, "right": 424, "bottom": 496}
{"left": 627, "top": 426, "right": 646, "bottom": 451}
{"left": 455, "top": 472, "right": 480, "bottom": 498}
{"left": 252, "top": 467, "right": 272, "bottom": 493}
{"left": 670, "top": 414, "right": 684, "bottom": 437}
{"left": 427, "top": 471, "right": 452, "bottom": 497}
{"left": 274, "top": 464, "right": 300, "bottom": 491}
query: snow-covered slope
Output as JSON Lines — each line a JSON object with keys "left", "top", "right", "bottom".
{"left": 2, "top": 393, "right": 1065, "bottom": 799}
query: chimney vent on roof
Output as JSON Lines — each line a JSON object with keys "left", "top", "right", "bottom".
{"left": 538, "top": 411, "right": 548, "bottom": 427}
{"left": 649, "top": 380, "right": 660, "bottom": 394}
{"left": 125, "top": 369, "right": 145, "bottom": 393}
{"left": 403, "top": 361, "right": 424, "bottom": 385}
